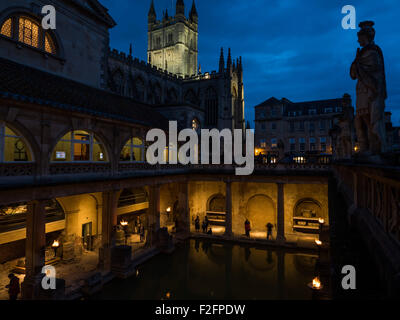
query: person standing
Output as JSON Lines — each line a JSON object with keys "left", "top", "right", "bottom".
{"left": 266, "top": 222, "right": 274, "bottom": 240}
{"left": 6, "top": 273, "right": 20, "bottom": 300}
{"left": 195, "top": 216, "right": 200, "bottom": 232}
{"left": 244, "top": 219, "right": 251, "bottom": 237}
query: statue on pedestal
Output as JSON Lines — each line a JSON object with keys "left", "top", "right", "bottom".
{"left": 350, "top": 21, "right": 387, "bottom": 155}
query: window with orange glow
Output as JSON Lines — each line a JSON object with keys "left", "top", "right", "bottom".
{"left": 0, "top": 18, "right": 12, "bottom": 37}
{"left": 0, "top": 15, "right": 58, "bottom": 55}
{"left": 19, "top": 17, "right": 39, "bottom": 48}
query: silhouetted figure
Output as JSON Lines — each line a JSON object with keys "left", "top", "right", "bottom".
{"left": 266, "top": 222, "right": 274, "bottom": 240}
{"left": 6, "top": 273, "right": 20, "bottom": 300}
{"left": 244, "top": 219, "right": 251, "bottom": 237}
{"left": 202, "top": 220, "right": 207, "bottom": 233}
{"left": 205, "top": 216, "right": 210, "bottom": 230}
{"left": 207, "top": 228, "right": 213, "bottom": 235}
{"left": 139, "top": 226, "right": 145, "bottom": 242}
{"left": 195, "top": 216, "right": 200, "bottom": 232}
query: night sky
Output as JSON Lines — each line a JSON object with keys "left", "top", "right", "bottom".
{"left": 102, "top": 0, "right": 400, "bottom": 127}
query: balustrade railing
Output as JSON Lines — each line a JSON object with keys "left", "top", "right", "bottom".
{"left": 334, "top": 164, "right": 400, "bottom": 243}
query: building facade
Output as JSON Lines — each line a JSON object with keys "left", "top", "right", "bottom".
{"left": 254, "top": 95, "right": 353, "bottom": 156}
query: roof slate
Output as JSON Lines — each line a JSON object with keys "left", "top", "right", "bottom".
{"left": 0, "top": 57, "right": 169, "bottom": 129}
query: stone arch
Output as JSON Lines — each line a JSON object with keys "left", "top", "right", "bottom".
{"left": 293, "top": 198, "right": 322, "bottom": 219}
{"left": 167, "top": 87, "right": 178, "bottom": 104}
{"left": 245, "top": 194, "right": 276, "bottom": 232}
{"left": 207, "top": 193, "right": 225, "bottom": 213}
{"left": 153, "top": 81, "right": 162, "bottom": 104}
{"left": 132, "top": 76, "right": 146, "bottom": 102}
{"left": 111, "top": 68, "right": 125, "bottom": 95}
{"left": 184, "top": 89, "right": 198, "bottom": 105}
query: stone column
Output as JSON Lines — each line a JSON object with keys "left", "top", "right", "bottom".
{"left": 146, "top": 184, "right": 160, "bottom": 247}
{"left": 224, "top": 180, "right": 233, "bottom": 237}
{"left": 177, "top": 182, "right": 190, "bottom": 234}
{"left": 22, "top": 200, "right": 46, "bottom": 299}
{"left": 276, "top": 183, "right": 286, "bottom": 243}
{"left": 98, "top": 190, "right": 119, "bottom": 272}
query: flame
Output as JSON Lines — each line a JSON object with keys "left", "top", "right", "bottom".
{"left": 312, "top": 277, "right": 321, "bottom": 289}
{"left": 166, "top": 207, "right": 172, "bottom": 213}
{"left": 120, "top": 220, "right": 128, "bottom": 226}
{"left": 52, "top": 240, "right": 60, "bottom": 248}
{"left": 166, "top": 292, "right": 171, "bottom": 299}
{"left": 318, "top": 218, "right": 325, "bottom": 224}
{"left": 315, "top": 240, "right": 322, "bottom": 246}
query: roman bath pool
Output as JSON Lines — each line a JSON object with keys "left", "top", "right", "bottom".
{"left": 93, "top": 239, "right": 326, "bottom": 300}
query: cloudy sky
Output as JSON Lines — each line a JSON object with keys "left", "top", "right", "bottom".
{"left": 102, "top": 0, "right": 400, "bottom": 126}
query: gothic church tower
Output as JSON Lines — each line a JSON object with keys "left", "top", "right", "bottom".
{"left": 147, "top": 0, "right": 198, "bottom": 77}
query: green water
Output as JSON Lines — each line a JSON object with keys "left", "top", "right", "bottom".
{"left": 95, "top": 239, "right": 322, "bottom": 300}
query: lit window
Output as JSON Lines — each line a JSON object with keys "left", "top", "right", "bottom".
{"left": 45, "top": 33, "right": 55, "bottom": 54}
{"left": 192, "top": 118, "right": 200, "bottom": 131}
{"left": 0, "top": 123, "right": 33, "bottom": 162}
{"left": 260, "top": 139, "right": 266, "bottom": 148}
{"left": 0, "top": 18, "right": 12, "bottom": 37}
{"left": 120, "top": 137, "right": 145, "bottom": 162}
{"left": 51, "top": 131, "right": 107, "bottom": 162}
{"left": 271, "top": 138, "right": 277, "bottom": 148}
{"left": 19, "top": 17, "right": 39, "bottom": 48}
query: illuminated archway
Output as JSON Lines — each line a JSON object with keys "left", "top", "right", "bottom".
{"left": 245, "top": 195, "right": 276, "bottom": 232}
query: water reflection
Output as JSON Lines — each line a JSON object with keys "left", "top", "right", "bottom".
{"left": 94, "top": 239, "right": 320, "bottom": 300}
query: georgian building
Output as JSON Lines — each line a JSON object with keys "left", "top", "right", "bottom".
{"left": 254, "top": 94, "right": 353, "bottom": 155}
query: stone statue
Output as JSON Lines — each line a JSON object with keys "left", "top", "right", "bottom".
{"left": 330, "top": 94, "right": 355, "bottom": 160}
{"left": 350, "top": 21, "right": 387, "bottom": 155}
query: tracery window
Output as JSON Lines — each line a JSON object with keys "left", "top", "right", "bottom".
{"left": 0, "top": 123, "right": 33, "bottom": 162}
{"left": 0, "top": 18, "right": 12, "bottom": 37}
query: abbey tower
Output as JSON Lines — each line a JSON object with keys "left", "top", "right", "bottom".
{"left": 147, "top": 0, "right": 198, "bottom": 77}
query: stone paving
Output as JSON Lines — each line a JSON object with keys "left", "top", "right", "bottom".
{"left": 0, "top": 250, "right": 99, "bottom": 300}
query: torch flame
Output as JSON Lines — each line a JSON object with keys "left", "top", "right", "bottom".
{"left": 318, "top": 218, "right": 325, "bottom": 224}
{"left": 315, "top": 240, "right": 322, "bottom": 246}
{"left": 312, "top": 277, "right": 321, "bottom": 289}
{"left": 120, "top": 220, "right": 128, "bottom": 226}
{"left": 52, "top": 240, "right": 60, "bottom": 248}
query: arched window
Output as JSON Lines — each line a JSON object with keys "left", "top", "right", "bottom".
{"left": 0, "top": 123, "right": 33, "bottom": 162}
{"left": 51, "top": 131, "right": 108, "bottom": 162}
{"left": 205, "top": 87, "right": 218, "bottom": 126}
{"left": 0, "top": 18, "right": 12, "bottom": 37}
{"left": 0, "top": 15, "right": 57, "bottom": 55}
{"left": 120, "top": 137, "right": 145, "bottom": 162}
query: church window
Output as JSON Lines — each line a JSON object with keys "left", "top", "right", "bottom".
{"left": 0, "top": 123, "right": 33, "bottom": 162}
{"left": 51, "top": 131, "right": 107, "bottom": 162}
{"left": 0, "top": 18, "right": 12, "bottom": 37}
{"left": 120, "top": 137, "right": 145, "bottom": 162}
{"left": 205, "top": 87, "right": 218, "bottom": 126}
